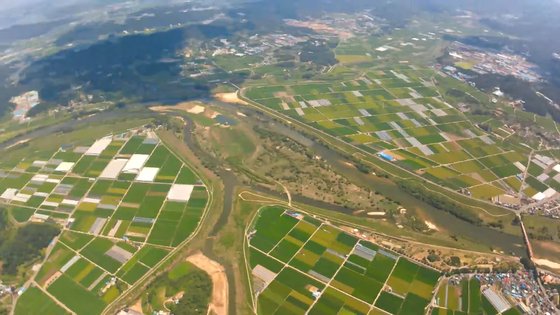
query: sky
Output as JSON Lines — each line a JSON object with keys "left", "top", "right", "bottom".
{"left": 0, "top": 0, "right": 46, "bottom": 10}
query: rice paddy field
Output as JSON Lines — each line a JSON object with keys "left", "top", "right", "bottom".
{"left": 244, "top": 66, "right": 560, "bottom": 202}
{"left": 247, "top": 206, "right": 441, "bottom": 315}
{"left": 4, "top": 130, "right": 208, "bottom": 315}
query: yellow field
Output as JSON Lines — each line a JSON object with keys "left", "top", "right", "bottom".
{"left": 454, "top": 61, "right": 475, "bottom": 70}
{"left": 336, "top": 54, "right": 373, "bottom": 64}
{"left": 469, "top": 184, "right": 505, "bottom": 200}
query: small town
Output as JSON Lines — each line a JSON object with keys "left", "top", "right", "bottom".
{"left": 446, "top": 42, "right": 542, "bottom": 83}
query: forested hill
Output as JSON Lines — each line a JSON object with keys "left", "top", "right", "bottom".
{"left": 0, "top": 208, "right": 60, "bottom": 275}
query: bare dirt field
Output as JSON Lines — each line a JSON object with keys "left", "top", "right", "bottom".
{"left": 186, "top": 252, "right": 228, "bottom": 315}
{"left": 214, "top": 92, "right": 249, "bottom": 105}
{"left": 534, "top": 258, "right": 560, "bottom": 271}
{"left": 533, "top": 240, "right": 560, "bottom": 272}
{"left": 130, "top": 299, "right": 143, "bottom": 314}
{"left": 285, "top": 20, "right": 353, "bottom": 39}
{"left": 150, "top": 101, "right": 206, "bottom": 114}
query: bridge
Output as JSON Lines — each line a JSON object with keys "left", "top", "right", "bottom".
{"left": 518, "top": 215, "right": 534, "bottom": 259}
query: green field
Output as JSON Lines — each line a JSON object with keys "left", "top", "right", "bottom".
{"left": 15, "top": 287, "right": 71, "bottom": 315}
{"left": 248, "top": 206, "right": 441, "bottom": 315}
{"left": 243, "top": 65, "right": 559, "bottom": 203}
{"left": 47, "top": 275, "right": 106, "bottom": 315}
{"left": 2, "top": 130, "right": 209, "bottom": 315}
{"left": 434, "top": 276, "right": 505, "bottom": 315}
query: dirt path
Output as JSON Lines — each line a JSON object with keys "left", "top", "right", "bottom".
{"left": 186, "top": 252, "right": 228, "bottom": 315}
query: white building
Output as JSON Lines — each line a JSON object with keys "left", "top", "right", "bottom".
{"left": 122, "top": 154, "right": 150, "bottom": 174}
{"left": 85, "top": 137, "right": 112, "bottom": 156}
{"left": 99, "top": 159, "right": 128, "bottom": 179}
{"left": 136, "top": 167, "right": 159, "bottom": 182}
{"left": 166, "top": 184, "right": 194, "bottom": 202}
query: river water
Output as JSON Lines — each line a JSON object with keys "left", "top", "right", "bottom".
{"left": 208, "top": 100, "right": 525, "bottom": 256}
{"left": 0, "top": 102, "right": 525, "bottom": 255}
{"left": 268, "top": 119, "right": 525, "bottom": 256}
{"left": 0, "top": 101, "right": 527, "bottom": 315}
{"left": 179, "top": 102, "right": 526, "bottom": 315}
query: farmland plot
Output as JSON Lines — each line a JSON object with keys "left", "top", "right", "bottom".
{"left": 247, "top": 206, "right": 442, "bottom": 315}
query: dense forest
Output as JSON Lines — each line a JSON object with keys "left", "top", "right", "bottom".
{"left": 2, "top": 0, "right": 560, "bottom": 119}
{"left": 144, "top": 264, "right": 212, "bottom": 315}
{"left": 54, "top": 3, "right": 219, "bottom": 46}
{"left": 0, "top": 208, "right": 60, "bottom": 275}
{"left": 472, "top": 73, "right": 560, "bottom": 122}
{"left": 299, "top": 39, "right": 338, "bottom": 67}
{"left": 11, "top": 10, "right": 310, "bottom": 116}
{"left": 169, "top": 270, "right": 212, "bottom": 315}
{"left": 15, "top": 25, "right": 226, "bottom": 114}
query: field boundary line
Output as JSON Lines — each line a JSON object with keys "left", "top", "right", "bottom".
{"left": 243, "top": 203, "right": 447, "bottom": 315}
{"left": 101, "top": 131, "right": 215, "bottom": 314}
{"left": 306, "top": 240, "right": 362, "bottom": 313}
{"left": 371, "top": 256, "right": 400, "bottom": 309}
{"left": 34, "top": 281, "right": 77, "bottom": 315}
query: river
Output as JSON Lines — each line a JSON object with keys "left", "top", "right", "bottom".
{"left": 178, "top": 101, "right": 526, "bottom": 315}
{"left": 208, "top": 100, "right": 526, "bottom": 257}
{"left": 1, "top": 101, "right": 528, "bottom": 315}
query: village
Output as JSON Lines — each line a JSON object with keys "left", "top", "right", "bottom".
{"left": 445, "top": 41, "right": 542, "bottom": 83}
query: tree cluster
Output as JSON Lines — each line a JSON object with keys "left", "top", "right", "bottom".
{"left": 169, "top": 271, "right": 212, "bottom": 315}
{"left": 397, "top": 179, "right": 483, "bottom": 225}
{"left": 0, "top": 208, "right": 60, "bottom": 275}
